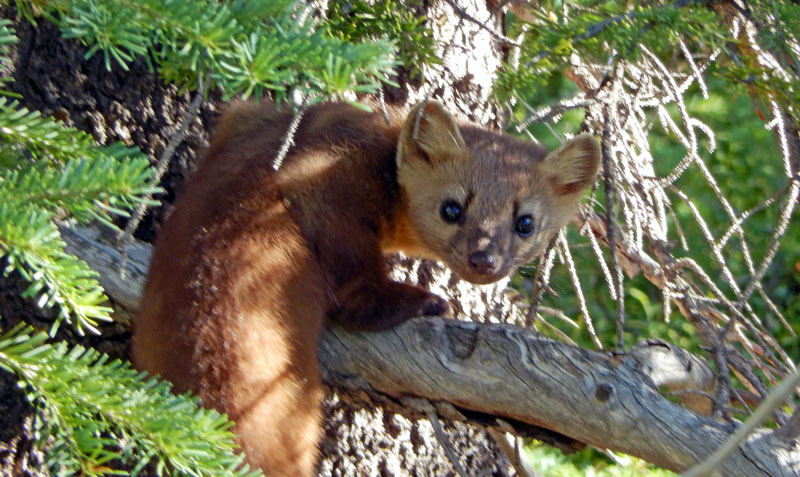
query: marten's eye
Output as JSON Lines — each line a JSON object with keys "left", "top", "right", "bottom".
{"left": 440, "top": 200, "right": 463, "bottom": 224}
{"left": 515, "top": 215, "right": 534, "bottom": 237}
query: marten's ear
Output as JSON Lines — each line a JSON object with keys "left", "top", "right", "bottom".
{"left": 540, "top": 134, "right": 601, "bottom": 196}
{"left": 397, "top": 101, "right": 466, "bottom": 167}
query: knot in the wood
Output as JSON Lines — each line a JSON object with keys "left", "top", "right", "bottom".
{"left": 594, "top": 383, "right": 613, "bottom": 402}
{"left": 445, "top": 323, "right": 478, "bottom": 360}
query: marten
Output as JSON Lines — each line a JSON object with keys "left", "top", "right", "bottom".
{"left": 132, "top": 100, "right": 601, "bottom": 476}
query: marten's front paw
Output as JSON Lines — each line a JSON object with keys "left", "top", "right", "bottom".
{"left": 415, "top": 292, "right": 449, "bottom": 318}
{"left": 377, "top": 283, "right": 450, "bottom": 329}
{"left": 331, "top": 281, "right": 450, "bottom": 331}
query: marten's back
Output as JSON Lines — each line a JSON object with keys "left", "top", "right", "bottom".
{"left": 163, "top": 101, "right": 401, "bottom": 242}
{"left": 133, "top": 101, "right": 402, "bottom": 382}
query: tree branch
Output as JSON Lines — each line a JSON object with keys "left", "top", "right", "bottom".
{"left": 60, "top": 223, "right": 800, "bottom": 476}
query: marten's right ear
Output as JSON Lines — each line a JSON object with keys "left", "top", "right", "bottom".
{"left": 540, "top": 134, "right": 601, "bottom": 197}
{"left": 397, "top": 101, "right": 466, "bottom": 167}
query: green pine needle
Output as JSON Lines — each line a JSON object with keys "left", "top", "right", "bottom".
{"left": 0, "top": 95, "right": 161, "bottom": 336}
{"left": 0, "top": 206, "right": 113, "bottom": 335}
{"left": 0, "top": 323, "right": 261, "bottom": 476}
{"left": 19, "top": 0, "right": 399, "bottom": 100}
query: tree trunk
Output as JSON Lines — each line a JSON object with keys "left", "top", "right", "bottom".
{"left": 317, "top": 0, "right": 516, "bottom": 473}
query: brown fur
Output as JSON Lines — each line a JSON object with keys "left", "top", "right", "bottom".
{"left": 132, "top": 100, "right": 600, "bottom": 476}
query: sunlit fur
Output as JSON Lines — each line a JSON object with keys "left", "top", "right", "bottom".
{"left": 132, "top": 100, "right": 599, "bottom": 476}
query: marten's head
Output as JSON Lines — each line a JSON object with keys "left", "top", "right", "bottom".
{"left": 396, "top": 101, "right": 600, "bottom": 285}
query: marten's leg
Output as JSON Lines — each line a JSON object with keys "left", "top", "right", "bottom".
{"left": 315, "top": 222, "right": 449, "bottom": 331}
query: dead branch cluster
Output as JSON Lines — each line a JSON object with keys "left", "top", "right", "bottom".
{"left": 505, "top": 2, "right": 800, "bottom": 438}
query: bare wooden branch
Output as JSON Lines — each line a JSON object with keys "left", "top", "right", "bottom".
{"left": 576, "top": 212, "right": 790, "bottom": 401}
{"left": 439, "top": 0, "right": 521, "bottom": 47}
{"left": 629, "top": 340, "right": 716, "bottom": 416}
{"left": 683, "top": 370, "right": 800, "bottom": 477}
{"left": 273, "top": 98, "right": 309, "bottom": 170}
{"left": 117, "top": 73, "right": 208, "bottom": 244}
{"left": 426, "top": 409, "right": 468, "bottom": 477}
{"left": 60, "top": 223, "right": 800, "bottom": 476}
{"left": 775, "top": 408, "right": 800, "bottom": 443}
{"left": 487, "top": 428, "right": 542, "bottom": 477}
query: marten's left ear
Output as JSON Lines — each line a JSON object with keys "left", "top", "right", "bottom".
{"left": 397, "top": 101, "right": 466, "bottom": 167}
{"left": 540, "top": 134, "right": 601, "bottom": 196}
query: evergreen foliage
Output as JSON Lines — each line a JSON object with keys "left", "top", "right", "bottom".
{"left": 326, "top": 0, "right": 436, "bottom": 80}
{"left": 0, "top": 24, "right": 160, "bottom": 336}
{"left": 15, "top": 0, "right": 398, "bottom": 101}
{"left": 0, "top": 13, "right": 260, "bottom": 474}
{"left": 0, "top": 323, "right": 258, "bottom": 476}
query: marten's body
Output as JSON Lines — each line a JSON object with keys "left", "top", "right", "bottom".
{"left": 132, "top": 101, "right": 600, "bottom": 476}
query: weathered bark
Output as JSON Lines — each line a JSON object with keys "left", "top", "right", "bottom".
{"left": 313, "top": 0, "right": 517, "bottom": 472}
{"left": 60, "top": 223, "right": 800, "bottom": 476}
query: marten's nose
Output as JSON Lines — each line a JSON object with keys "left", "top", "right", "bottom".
{"left": 468, "top": 251, "right": 497, "bottom": 275}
